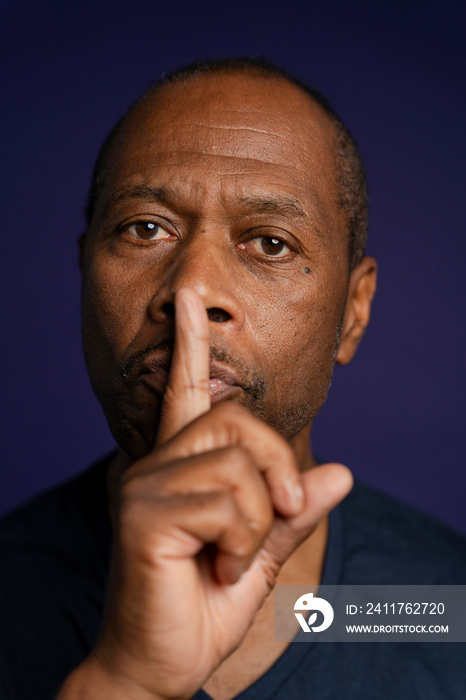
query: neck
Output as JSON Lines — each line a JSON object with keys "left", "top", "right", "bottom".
{"left": 290, "top": 422, "right": 317, "bottom": 472}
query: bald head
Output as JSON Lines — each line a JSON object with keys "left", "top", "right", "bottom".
{"left": 85, "top": 57, "right": 368, "bottom": 269}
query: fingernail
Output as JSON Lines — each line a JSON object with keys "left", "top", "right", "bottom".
{"left": 280, "top": 481, "right": 304, "bottom": 514}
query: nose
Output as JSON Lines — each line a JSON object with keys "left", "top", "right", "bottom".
{"left": 149, "top": 232, "right": 245, "bottom": 330}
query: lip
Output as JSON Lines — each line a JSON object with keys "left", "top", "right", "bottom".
{"left": 140, "top": 353, "right": 244, "bottom": 402}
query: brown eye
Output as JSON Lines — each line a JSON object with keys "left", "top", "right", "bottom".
{"left": 124, "top": 221, "right": 172, "bottom": 242}
{"left": 137, "top": 222, "right": 158, "bottom": 239}
{"left": 246, "top": 236, "right": 291, "bottom": 258}
{"left": 260, "top": 237, "right": 285, "bottom": 255}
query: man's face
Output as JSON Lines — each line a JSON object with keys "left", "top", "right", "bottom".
{"left": 81, "top": 72, "right": 354, "bottom": 458}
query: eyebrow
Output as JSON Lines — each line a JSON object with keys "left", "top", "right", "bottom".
{"left": 103, "top": 185, "right": 176, "bottom": 214}
{"left": 233, "top": 195, "right": 307, "bottom": 219}
{"left": 103, "top": 185, "right": 308, "bottom": 220}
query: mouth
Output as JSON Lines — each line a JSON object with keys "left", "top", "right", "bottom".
{"left": 140, "top": 352, "right": 244, "bottom": 402}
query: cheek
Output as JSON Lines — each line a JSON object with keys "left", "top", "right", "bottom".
{"left": 252, "top": 273, "right": 344, "bottom": 361}
{"left": 247, "top": 273, "right": 346, "bottom": 409}
{"left": 81, "top": 255, "right": 150, "bottom": 367}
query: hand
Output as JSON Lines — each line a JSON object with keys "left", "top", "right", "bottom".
{"left": 58, "top": 288, "right": 352, "bottom": 700}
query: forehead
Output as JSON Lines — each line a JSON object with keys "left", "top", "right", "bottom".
{"left": 99, "top": 72, "right": 344, "bottom": 236}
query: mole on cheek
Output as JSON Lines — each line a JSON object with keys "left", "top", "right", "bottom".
{"left": 304, "top": 268, "right": 310, "bottom": 274}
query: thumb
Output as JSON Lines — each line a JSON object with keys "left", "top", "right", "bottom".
{"left": 256, "top": 463, "right": 353, "bottom": 581}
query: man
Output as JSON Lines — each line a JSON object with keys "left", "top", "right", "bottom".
{"left": 1, "top": 58, "right": 466, "bottom": 700}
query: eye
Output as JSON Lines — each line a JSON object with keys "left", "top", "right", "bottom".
{"left": 121, "top": 221, "right": 173, "bottom": 242}
{"left": 246, "top": 236, "right": 291, "bottom": 258}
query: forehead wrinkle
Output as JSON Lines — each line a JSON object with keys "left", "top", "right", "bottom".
{"left": 164, "top": 123, "right": 312, "bottom": 158}
{"left": 188, "top": 122, "right": 299, "bottom": 148}
{"left": 146, "top": 149, "right": 302, "bottom": 168}
{"left": 193, "top": 123, "right": 277, "bottom": 136}
{"left": 156, "top": 95, "right": 335, "bottom": 151}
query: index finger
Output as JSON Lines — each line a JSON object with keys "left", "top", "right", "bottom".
{"left": 156, "top": 288, "right": 211, "bottom": 445}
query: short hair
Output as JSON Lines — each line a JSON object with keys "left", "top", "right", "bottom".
{"left": 85, "top": 57, "right": 368, "bottom": 269}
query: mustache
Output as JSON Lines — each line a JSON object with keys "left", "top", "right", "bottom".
{"left": 120, "top": 339, "right": 266, "bottom": 401}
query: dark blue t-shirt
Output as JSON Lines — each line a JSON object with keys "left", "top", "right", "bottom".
{"left": 0, "top": 457, "right": 465, "bottom": 699}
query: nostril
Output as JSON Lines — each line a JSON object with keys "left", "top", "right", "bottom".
{"left": 162, "top": 302, "right": 175, "bottom": 320}
{"left": 159, "top": 303, "right": 230, "bottom": 323}
{"left": 207, "top": 307, "right": 231, "bottom": 323}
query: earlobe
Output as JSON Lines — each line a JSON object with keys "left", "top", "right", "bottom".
{"left": 336, "top": 256, "right": 377, "bottom": 366}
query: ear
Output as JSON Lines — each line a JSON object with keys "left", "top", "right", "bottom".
{"left": 336, "top": 256, "right": 377, "bottom": 365}
{"left": 78, "top": 233, "right": 86, "bottom": 270}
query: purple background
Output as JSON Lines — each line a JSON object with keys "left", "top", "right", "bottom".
{"left": 1, "top": 0, "right": 465, "bottom": 532}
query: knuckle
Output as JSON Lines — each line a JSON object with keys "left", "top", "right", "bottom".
{"left": 208, "top": 491, "right": 244, "bottom": 528}
{"left": 229, "top": 539, "right": 255, "bottom": 560}
{"left": 116, "top": 497, "right": 161, "bottom": 556}
{"left": 210, "top": 489, "right": 235, "bottom": 514}
{"left": 223, "top": 445, "right": 253, "bottom": 473}
{"left": 180, "top": 379, "right": 210, "bottom": 394}
{"left": 117, "top": 482, "right": 152, "bottom": 528}
{"left": 117, "top": 476, "right": 166, "bottom": 533}
{"left": 248, "top": 517, "right": 273, "bottom": 552}
{"left": 117, "top": 473, "right": 144, "bottom": 508}
{"left": 258, "top": 550, "right": 283, "bottom": 590}
{"left": 158, "top": 383, "right": 176, "bottom": 409}
{"left": 251, "top": 496, "right": 275, "bottom": 527}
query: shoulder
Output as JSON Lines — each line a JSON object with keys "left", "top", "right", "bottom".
{"left": 0, "top": 456, "right": 112, "bottom": 598}
{"left": 0, "top": 457, "right": 112, "bottom": 698}
{"left": 338, "top": 480, "right": 466, "bottom": 584}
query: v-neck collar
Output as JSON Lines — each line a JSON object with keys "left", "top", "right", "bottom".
{"left": 195, "top": 503, "right": 344, "bottom": 700}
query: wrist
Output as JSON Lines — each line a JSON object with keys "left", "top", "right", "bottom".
{"left": 56, "top": 654, "right": 169, "bottom": 700}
